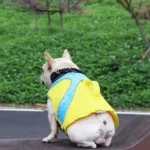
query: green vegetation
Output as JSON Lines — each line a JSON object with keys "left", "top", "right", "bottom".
{"left": 0, "top": 0, "right": 150, "bottom": 108}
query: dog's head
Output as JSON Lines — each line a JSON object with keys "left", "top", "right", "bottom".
{"left": 40, "top": 49, "right": 79, "bottom": 87}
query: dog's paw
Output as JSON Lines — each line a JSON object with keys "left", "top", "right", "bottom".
{"left": 42, "top": 137, "right": 50, "bottom": 143}
{"left": 77, "top": 142, "right": 97, "bottom": 149}
{"left": 42, "top": 135, "right": 56, "bottom": 143}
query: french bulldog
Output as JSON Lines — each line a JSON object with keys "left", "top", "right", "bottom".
{"left": 40, "top": 49, "right": 119, "bottom": 148}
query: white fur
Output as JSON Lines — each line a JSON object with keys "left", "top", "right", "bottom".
{"left": 42, "top": 99, "right": 58, "bottom": 143}
{"left": 41, "top": 50, "right": 115, "bottom": 148}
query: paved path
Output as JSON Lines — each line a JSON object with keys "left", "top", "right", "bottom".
{"left": 0, "top": 110, "right": 136, "bottom": 139}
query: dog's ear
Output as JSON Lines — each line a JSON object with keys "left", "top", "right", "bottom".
{"left": 62, "top": 49, "right": 71, "bottom": 60}
{"left": 44, "top": 52, "right": 54, "bottom": 70}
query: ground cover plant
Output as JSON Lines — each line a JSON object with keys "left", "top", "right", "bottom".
{"left": 0, "top": 0, "right": 150, "bottom": 108}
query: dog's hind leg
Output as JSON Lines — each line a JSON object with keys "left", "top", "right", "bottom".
{"left": 42, "top": 99, "right": 58, "bottom": 143}
{"left": 95, "top": 112, "right": 115, "bottom": 147}
{"left": 103, "top": 137, "right": 113, "bottom": 147}
{"left": 77, "top": 141, "right": 97, "bottom": 148}
{"left": 95, "top": 136, "right": 113, "bottom": 147}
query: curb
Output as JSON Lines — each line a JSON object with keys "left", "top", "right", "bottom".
{"left": 0, "top": 104, "right": 150, "bottom": 115}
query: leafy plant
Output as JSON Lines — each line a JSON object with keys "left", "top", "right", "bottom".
{"left": 0, "top": 0, "right": 150, "bottom": 108}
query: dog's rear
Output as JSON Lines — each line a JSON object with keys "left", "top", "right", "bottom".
{"left": 67, "top": 112, "right": 115, "bottom": 148}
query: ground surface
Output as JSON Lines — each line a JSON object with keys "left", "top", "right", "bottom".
{"left": 0, "top": 111, "right": 150, "bottom": 150}
{"left": 0, "top": 110, "right": 135, "bottom": 139}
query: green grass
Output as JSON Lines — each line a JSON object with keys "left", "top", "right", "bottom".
{"left": 0, "top": 0, "right": 150, "bottom": 108}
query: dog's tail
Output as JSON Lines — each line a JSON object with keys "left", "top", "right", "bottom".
{"left": 96, "top": 112, "right": 115, "bottom": 136}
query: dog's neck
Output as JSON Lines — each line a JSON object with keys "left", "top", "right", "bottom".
{"left": 50, "top": 68, "right": 83, "bottom": 83}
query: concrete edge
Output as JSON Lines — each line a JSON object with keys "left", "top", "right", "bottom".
{"left": 0, "top": 107, "right": 150, "bottom": 115}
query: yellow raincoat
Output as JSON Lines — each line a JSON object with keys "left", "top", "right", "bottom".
{"left": 48, "top": 73, "right": 119, "bottom": 133}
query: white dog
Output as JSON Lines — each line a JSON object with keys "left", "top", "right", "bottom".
{"left": 40, "top": 49, "right": 119, "bottom": 148}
